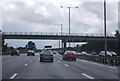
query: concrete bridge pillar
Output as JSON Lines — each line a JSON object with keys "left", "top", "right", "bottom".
{"left": 2, "top": 38, "right": 5, "bottom": 46}
{"left": 62, "top": 40, "right": 67, "bottom": 52}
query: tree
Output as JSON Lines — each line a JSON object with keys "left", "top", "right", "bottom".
{"left": 115, "top": 30, "right": 119, "bottom": 38}
{"left": 27, "top": 41, "right": 36, "bottom": 50}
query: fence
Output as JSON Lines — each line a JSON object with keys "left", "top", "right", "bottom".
{"left": 2, "top": 32, "right": 115, "bottom": 37}
{"left": 2, "top": 52, "right": 10, "bottom": 55}
{"left": 77, "top": 55, "right": 120, "bottom": 67}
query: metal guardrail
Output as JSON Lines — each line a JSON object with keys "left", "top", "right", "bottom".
{"left": 2, "top": 52, "right": 10, "bottom": 55}
{"left": 77, "top": 55, "right": 119, "bottom": 67}
{"left": 2, "top": 32, "right": 115, "bottom": 37}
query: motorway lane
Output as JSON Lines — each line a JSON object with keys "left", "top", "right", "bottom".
{"left": 55, "top": 54, "right": 118, "bottom": 79}
{"left": 15, "top": 55, "right": 87, "bottom": 79}
{"left": 2, "top": 53, "right": 118, "bottom": 79}
{"left": 2, "top": 54, "right": 38, "bottom": 79}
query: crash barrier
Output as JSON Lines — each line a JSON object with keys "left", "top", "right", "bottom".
{"left": 2, "top": 52, "right": 10, "bottom": 55}
{"left": 77, "top": 55, "right": 120, "bottom": 67}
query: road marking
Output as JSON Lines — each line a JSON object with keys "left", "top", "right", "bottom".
{"left": 82, "top": 73, "right": 94, "bottom": 79}
{"left": 65, "top": 64, "right": 69, "bottom": 67}
{"left": 79, "top": 59, "right": 117, "bottom": 69}
{"left": 58, "top": 60, "right": 60, "bottom": 62}
{"left": 10, "top": 73, "right": 17, "bottom": 79}
{"left": 31, "top": 60, "right": 32, "bottom": 62}
{"left": 25, "top": 64, "right": 28, "bottom": 66}
{"left": 77, "top": 59, "right": 79, "bottom": 60}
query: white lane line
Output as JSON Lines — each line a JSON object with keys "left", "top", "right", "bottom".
{"left": 79, "top": 59, "right": 117, "bottom": 69}
{"left": 10, "top": 73, "right": 17, "bottom": 79}
{"left": 30, "top": 60, "right": 32, "bottom": 62}
{"left": 65, "top": 64, "right": 69, "bottom": 67}
{"left": 58, "top": 60, "right": 60, "bottom": 62}
{"left": 82, "top": 73, "right": 94, "bottom": 79}
{"left": 25, "top": 64, "right": 28, "bottom": 66}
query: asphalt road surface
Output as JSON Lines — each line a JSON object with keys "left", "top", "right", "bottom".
{"left": 2, "top": 53, "right": 118, "bottom": 79}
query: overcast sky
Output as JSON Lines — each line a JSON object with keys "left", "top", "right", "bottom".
{"left": 0, "top": 0, "right": 119, "bottom": 49}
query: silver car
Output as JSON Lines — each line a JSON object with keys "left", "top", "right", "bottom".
{"left": 81, "top": 51, "right": 88, "bottom": 55}
{"left": 27, "top": 50, "right": 35, "bottom": 56}
{"left": 99, "top": 51, "right": 112, "bottom": 57}
{"left": 40, "top": 50, "right": 54, "bottom": 62}
{"left": 110, "top": 51, "right": 117, "bottom": 57}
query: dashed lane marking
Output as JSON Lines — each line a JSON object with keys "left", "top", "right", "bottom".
{"left": 65, "top": 64, "right": 69, "bottom": 67}
{"left": 82, "top": 73, "right": 94, "bottom": 79}
{"left": 10, "top": 73, "right": 17, "bottom": 79}
{"left": 25, "top": 64, "right": 28, "bottom": 66}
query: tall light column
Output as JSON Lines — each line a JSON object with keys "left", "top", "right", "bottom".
{"left": 61, "top": 6, "right": 78, "bottom": 50}
{"left": 55, "top": 24, "right": 63, "bottom": 48}
{"left": 104, "top": 0, "right": 107, "bottom": 56}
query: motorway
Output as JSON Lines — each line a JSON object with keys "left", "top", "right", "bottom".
{"left": 2, "top": 53, "right": 118, "bottom": 79}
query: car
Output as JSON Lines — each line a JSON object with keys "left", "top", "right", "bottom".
{"left": 99, "top": 51, "right": 112, "bottom": 57}
{"left": 11, "top": 49, "right": 20, "bottom": 56}
{"left": 81, "top": 51, "right": 88, "bottom": 55}
{"left": 40, "top": 50, "right": 54, "bottom": 62}
{"left": 58, "top": 50, "right": 64, "bottom": 55}
{"left": 86, "top": 53, "right": 92, "bottom": 56}
{"left": 91, "top": 52, "right": 97, "bottom": 55}
{"left": 63, "top": 51, "right": 77, "bottom": 61}
{"left": 110, "top": 51, "right": 117, "bottom": 57}
{"left": 27, "top": 50, "right": 35, "bottom": 56}
{"left": 77, "top": 52, "right": 81, "bottom": 55}
{"left": 52, "top": 51, "right": 58, "bottom": 54}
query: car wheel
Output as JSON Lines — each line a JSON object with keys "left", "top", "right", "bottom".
{"left": 27, "top": 54, "right": 29, "bottom": 56}
{"left": 11, "top": 54, "right": 14, "bottom": 56}
{"left": 63, "top": 58, "right": 65, "bottom": 60}
{"left": 40, "top": 58, "right": 42, "bottom": 62}
{"left": 51, "top": 59, "right": 53, "bottom": 62}
{"left": 40, "top": 60, "right": 42, "bottom": 62}
{"left": 74, "top": 58, "right": 76, "bottom": 61}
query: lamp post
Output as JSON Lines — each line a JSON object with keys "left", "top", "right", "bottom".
{"left": 55, "top": 24, "right": 63, "bottom": 36}
{"left": 61, "top": 6, "right": 78, "bottom": 50}
{"left": 55, "top": 24, "right": 63, "bottom": 48}
{"left": 104, "top": 0, "right": 107, "bottom": 56}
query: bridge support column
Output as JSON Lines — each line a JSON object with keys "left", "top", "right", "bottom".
{"left": 62, "top": 40, "right": 67, "bottom": 52}
{"left": 2, "top": 38, "right": 5, "bottom": 46}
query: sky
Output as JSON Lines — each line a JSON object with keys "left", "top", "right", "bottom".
{"left": 0, "top": 0, "right": 119, "bottom": 49}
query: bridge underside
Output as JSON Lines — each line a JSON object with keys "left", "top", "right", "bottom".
{"left": 2, "top": 34, "right": 118, "bottom": 52}
{"left": 2, "top": 35, "right": 117, "bottom": 41}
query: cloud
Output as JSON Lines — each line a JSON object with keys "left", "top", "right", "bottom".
{"left": 1, "top": 0, "right": 118, "bottom": 48}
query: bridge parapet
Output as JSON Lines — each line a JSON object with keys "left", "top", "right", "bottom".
{"left": 2, "top": 32, "right": 115, "bottom": 37}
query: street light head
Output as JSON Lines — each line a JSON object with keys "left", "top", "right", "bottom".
{"left": 60, "top": 6, "right": 63, "bottom": 8}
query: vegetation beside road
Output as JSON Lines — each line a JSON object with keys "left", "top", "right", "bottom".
{"left": 2, "top": 30, "right": 120, "bottom": 56}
